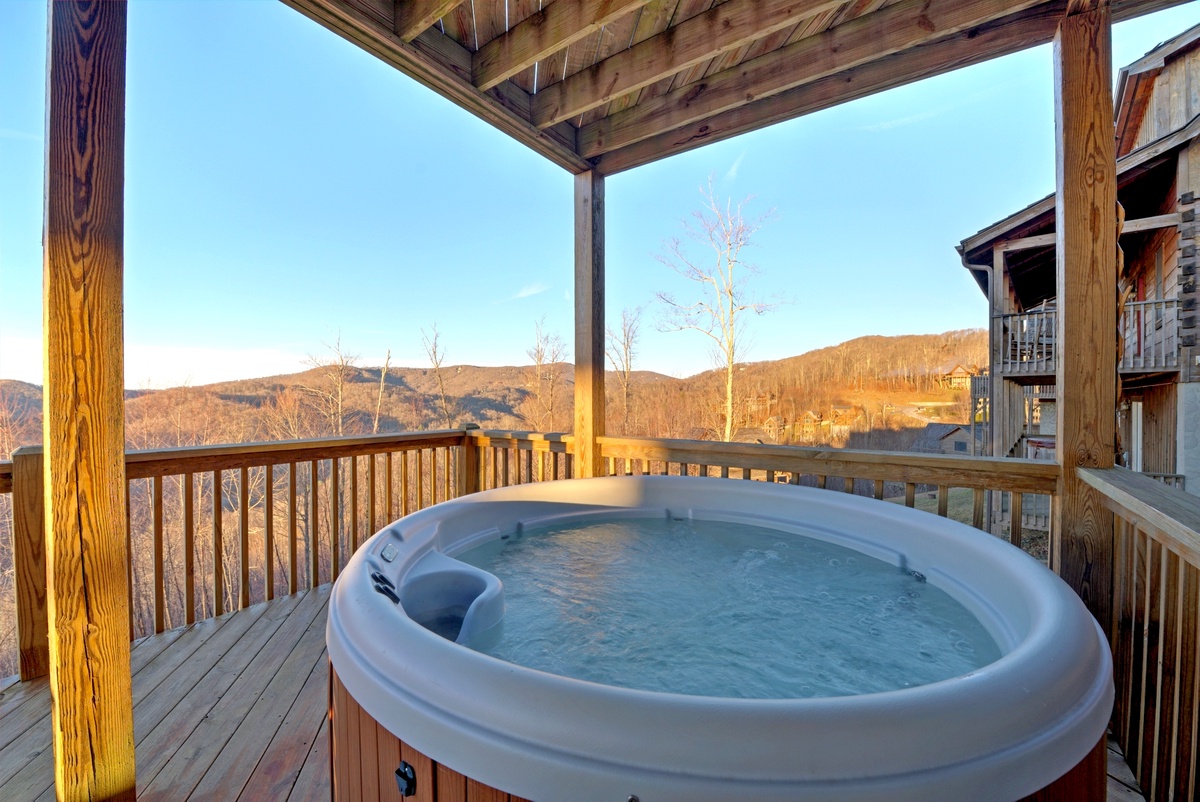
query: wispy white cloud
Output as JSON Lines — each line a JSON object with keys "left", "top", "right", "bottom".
{"left": 513, "top": 282, "right": 549, "bottom": 299}
{"left": 859, "top": 109, "right": 943, "bottom": 132}
{"left": 0, "top": 128, "right": 40, "bottom": 142}
{"left": 725, "top": 150, "right": 747, "bottom": 181}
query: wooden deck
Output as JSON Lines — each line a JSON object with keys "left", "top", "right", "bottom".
{"left": 0, "top": 584, "right": 1148, "bottom": 801}
{"left": 0, "top": 587, "right": 332, "bottom": 801}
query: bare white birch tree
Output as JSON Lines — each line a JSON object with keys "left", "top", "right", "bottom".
{"left": 522, "top": 317, "right": 568, "bottom": 432}
{"left": 421, "top": 325, "right": 457, "bottom": 429}
{"left": 656, "top": 180, "right": 776, "bottom": 442}
{"left": 302, "top": 335, "right": 359, "bottom": 436}
{"left": 605, "top": 306, "right": 642, "bottom": 435}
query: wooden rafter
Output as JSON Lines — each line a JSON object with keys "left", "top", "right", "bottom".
{"left": 579, "top": 0, "right": 1045, "bottom": 158}
{"left": 395, "top": 0, "right": 462, "bottom": 41}
{"left": 588, "top": 0, "right": 1188, "bottom": 174}
{"left": 473, "top": 0, "right": 651, "bottom": 91}
{"left": 531, "top": 0, "right": 845, "bottom": 128}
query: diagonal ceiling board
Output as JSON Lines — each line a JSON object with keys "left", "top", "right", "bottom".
{"left": 280, "top": 0, "right": 590, "bottom": 172}
{"left": 578, "top": 0, "right": 1046, "bottom": 158}
{"left": 532, "top": 0, "right": 848, "bottom": 128}
{"left": 590, "top": 0, "right": 1194, "bottom": 174}
{"left": 472, "top": 0, "right": 509, "bottom": 52}
{"left": 474, "top": 0, "right": 651, "bottom": 91}
{"left": 600, "top": 0, "right": 703, "bottom": 118}
{"left": 396, "top": 0, "right": 465, "bottom": 41}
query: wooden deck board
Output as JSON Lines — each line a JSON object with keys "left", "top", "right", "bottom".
{"left": 0, "top": 590, "right": 1152, "bottom": 801}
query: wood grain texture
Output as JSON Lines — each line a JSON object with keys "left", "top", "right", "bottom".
{"left": 43, "top": 1, "right": 135, "bottom": 798}
{"left": 474, "top": 0, "right": 650, "bottom": 90}
{"left": 12, "top": 447, "right": 48, "bottom": 680}
{"left": 574, "top": 171, "right": 606, "bottom": 478}
{"left": 1079, "top": 466, "right": 1200, "bottom": 568}
{"left": 1053, "top": 5, "right": 1117, "bottom": 630}
{"left": 395, "top": 0, "right": 466, "bottom": 41}
{"left": 578, "top": 0, "right": 1042, "bottom": 156}
{"left": 532, "top": 0, "right": 843, "bottom": 127}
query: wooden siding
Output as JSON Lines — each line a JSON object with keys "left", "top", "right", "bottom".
{"left": 1132, "top": 45, "right": 1200, "bottom": 152}
{"left": 1141, "top": 383, "right": 1178, "bottom": 475}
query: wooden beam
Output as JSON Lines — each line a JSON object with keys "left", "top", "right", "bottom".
{"left": 1053, "top": 3, "right": 1117, "bottom": 631}
{"left": 473, "top": 0, "right": 650, "bottom": 92}
{"left": 587, "top": 0, "right": 1188, "bottom": 174}
{"left": 280, "top": 0, "right": 589, "bottom": 172}
{"left": 578, "top": 0, "right": 1043, "bottom": 156}
{"left": 44, "top": 1, "right": 136, "bottom": 799}
{"left": 394, "top": 0, "right": 461, "bottom": 42}
{"left": 998, "top": 213, "right": 1182, "bottom": 251}
{"left": 574, "top": 171, "right": 605, "bottom": 478}
{"left": 532, "top": 0, "right": 844, "bottom": 128}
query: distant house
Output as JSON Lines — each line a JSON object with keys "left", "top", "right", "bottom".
{"left": 938, "top": 364, "right": 977, "bottom": 389}
{"left": 797, "top": 411, "right": 824, "bottom": 439}
{"left": 912, "top": 423, "right": 974, "bottom": 455}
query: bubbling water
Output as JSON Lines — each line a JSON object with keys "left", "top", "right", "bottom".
{"left": 455, "top": 517, "right": 1001, "bottom": 699}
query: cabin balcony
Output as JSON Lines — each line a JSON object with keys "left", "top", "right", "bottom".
{"left": 0, "top": 429, "right": 1193, "bottom": 800}
{"left": 996, "top": 299, "right": 1179, "bottom": 379}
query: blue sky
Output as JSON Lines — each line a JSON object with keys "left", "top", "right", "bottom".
{"left": 2, "top": 1, "right": 1198, "bottom": 388}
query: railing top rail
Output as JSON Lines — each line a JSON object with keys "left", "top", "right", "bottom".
{"left": 1079, "top": 465, "right": 1200, "bottom": 568}
{"left": 468, "top": 430, "right": 575, "bottom": 450}
{"left": 599, "top": 436, "right": 1059, "bottom": 494}
{"left": 5, "top": 430, "right": 471, "bottom": 481}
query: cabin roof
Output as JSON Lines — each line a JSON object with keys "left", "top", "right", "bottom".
{"left": 282, "top": 0, "right": 1190, "bottom": 177}
{"left": 1115, "top": 21, "right": 1200, "bottom": 156}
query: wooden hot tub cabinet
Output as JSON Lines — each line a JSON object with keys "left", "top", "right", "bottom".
{"left": 330, "top": 663, "right": 1106, "bottom": 802}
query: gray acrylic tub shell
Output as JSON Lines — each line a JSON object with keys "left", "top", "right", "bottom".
{"left": 327, "top": 475, "right": 1113, "bottom": 802}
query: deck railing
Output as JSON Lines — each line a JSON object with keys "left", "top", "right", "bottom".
{"left": 1080, "top": 466, "right": 1200, "bottom": 802}
{"left": 997, "top": 300, "right": 1180, "bottom": 376}
{"left": 1120, "top": 299, "right": 1179, "bottom": 372}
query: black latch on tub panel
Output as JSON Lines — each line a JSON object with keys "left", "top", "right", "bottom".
{"left": 374, "top": 582, "right": 400, "bottom": 604}
{"left": 396, "top": 762, "right": 417, "bottom": 796}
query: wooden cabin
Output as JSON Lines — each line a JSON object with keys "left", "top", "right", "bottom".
{"left": 959, "top": 22, "right": 1200, "bottom": 493}
{"left": 3, "top": 2, "right": 1199, "bottom": 801}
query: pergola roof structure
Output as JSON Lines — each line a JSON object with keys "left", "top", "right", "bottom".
{"left": 282, "top": 0, "right": 1187, "bottom": 175}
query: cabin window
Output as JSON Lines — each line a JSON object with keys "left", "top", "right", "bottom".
{"left": 954, "top": 441, "right": 967, "bottom": 452}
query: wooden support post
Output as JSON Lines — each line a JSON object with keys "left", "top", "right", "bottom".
{"left": 574, "top": 170, "right": 605, "bottom": 478}
{"left": 43, "top": 1, "right": 135, "bottom": 798}
{"left": 1053, "top": 2, "right": 1117, "bottom": 631}
{"left": 458, "top": 425, "right": 481, "bottom": 496}
{"left": 12, "top": 446, "right": 48, "bottom": 680}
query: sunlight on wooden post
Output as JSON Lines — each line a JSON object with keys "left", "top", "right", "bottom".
{"left": 574, "top": 171, "right": 605, "bottom": 478}
{"left": 43, "top": 1, "right": 136, "bottom": 798}
{"left": 1053, "top": 2, "right": 1117, "bottom": 632}
{"left": 12, "top": 446, "right": 48, "bottom": 680}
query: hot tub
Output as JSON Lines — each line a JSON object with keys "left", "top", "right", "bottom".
{"left": 327, "top": 476, "right": 1112, "bottom": 802}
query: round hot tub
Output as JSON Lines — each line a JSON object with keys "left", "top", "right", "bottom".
{"left": 327, "top": 476, "right": 1112, "bottom": 802}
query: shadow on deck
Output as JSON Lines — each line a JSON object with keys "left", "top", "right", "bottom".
{"left": 0, "top": 585, "right": 1148, "bottom": 801}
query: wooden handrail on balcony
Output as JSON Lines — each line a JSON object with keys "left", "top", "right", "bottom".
{"left": 3, "top": 429, "right": 478, "bottom": 681}
{"left": 1119, "top": 298, "right": 1179, "bottom": 371}
{"left": 1079, "top": 466, "right": 1200, "bottom": 801}
{"left": 999, "top": 308, "right": 1057, "bottom": 374}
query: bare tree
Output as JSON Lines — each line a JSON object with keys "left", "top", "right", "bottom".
{"left": 521, "top": 317, "right": 568, "bottom": 432}
{"left": 656, "top": 179, "right": 777, "bottom": 441}
{"left": 301, "top": 335, "right": 359, "bottom": 436}
{"left": 374, "top": 349, "right": 391, "bottom": 434}
{"left": 421, "top": 325, "right": 457, "bottom": 429}
{"left": 606, "top": 306, "right": 642, "bottom": 435}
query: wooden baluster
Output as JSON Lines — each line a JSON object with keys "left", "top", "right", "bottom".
{"left": 331, "top": 457, "right": 341, "bottom": 581}
{"left": 874, "top": 479, "right": 884, "bottom": 500}
{"left": 265, "top": 465, "right": 275, "bottom": 602}
{"left": 401, "top": 451, "right": 410, "bottom": 517}
{"left": 1010, "top": 492, "right": 1023, "bottom": 549}
{"left": 386, "top": 452, "right": 394, "bottom": 520}
{"left": 126, "top": 483, "right": 133, "bottom": 639}
{"left": 817, "top": 475, "right": 827, "bottom": 490}
{"left": 368, "top": 454, "right": 377, "bottom": 535}
{"left": 310, "top": 459, "right": 320, "bottom": 588}
{"left": 972, "top": 488, "right": 985, "bottom": 529}
{"left": 523, "top": 449, "right": 533, "bottom": 485}
{"left": 445, "top": 448, "right": 453, "bottom": 500}
{"left": 184, "top": 472, "right": 195, "bottom": 624}
{"left": 936, "top": 486, "right": 949, "bottom": 517}
{"left": 12, "top": 447, "right": 48, "bottom": 680}
{"left": 904, "top": 482, "right": 915, "bottom": 508}
{"left": 153, "top": 475, "right": 164, "bottom": 633}
{"left": 1175, "top": 560, "right": 1200, "bottom": 800}
{"left": 287, "top": 463, "right": 297, "bottom": 595}
{"left": 501, "top": 447, "right": 510, "bottom": 488}
{"left": 720, "top": 465, "right": 729, "bottom": 479}
{"left": 844, "top": 477, "right": 855, "bottom": 494}
{"left": 1140, "top": 539, "right": 1165, "bottom": 786}
{"left": 213, "top": 470, "right": 224, "bottom": 616}
{"left": 417, "top": 449, "right": 426, "bottom": 509}
{"left": 239, "top": 466, "right": 249, "bottom": 609}
{"left": 1153, "top": 548, "right": 1182, "bottom": 802}
{"left": 351, "top": 455, "right": 360, "bottom": 551}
